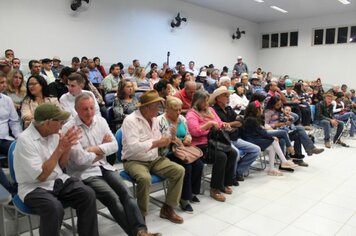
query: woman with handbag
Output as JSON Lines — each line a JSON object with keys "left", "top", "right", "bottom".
{"left": 158, "top": 97, "right": 204, "bottom": 213}
{"left": 186, "top": 90, "right": 237, "bottom": 202}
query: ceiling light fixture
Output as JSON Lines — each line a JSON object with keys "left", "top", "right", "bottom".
{"left": 338, "top": 0, "right": 351, "bottom": 4}
{"left": 270, "top": 6, "right": 288, "bottom": 14}
{"left": 254, "top": 0, "right": 264, "bottom": 3}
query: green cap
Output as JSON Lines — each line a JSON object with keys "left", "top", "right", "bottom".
{"left": 34, "top": 103, "right": 70, "bottom": 122}
{"left": 285, "top": 79, "right": 293, "bottom": 87}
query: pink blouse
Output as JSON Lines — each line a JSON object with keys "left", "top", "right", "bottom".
{"left": 186, "top": 107, "right": 223, "bottom": 146}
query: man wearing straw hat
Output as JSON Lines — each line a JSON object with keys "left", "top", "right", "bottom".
{"left": 121, "top": 90, "right": 185, "bottom": 224}
{"left": 315, "top": 92, "right": 349, "bottom": 148}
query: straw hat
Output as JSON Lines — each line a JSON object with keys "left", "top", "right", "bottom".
{"left": 209, "top": 86, "right": 233, "bottom": 104}
{"left": 137, "top": 90, "right": 164, "bottom": 107}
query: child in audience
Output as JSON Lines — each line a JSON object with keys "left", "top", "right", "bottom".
{"left": 279, "top": 106, "right": 296, "bottom": 132}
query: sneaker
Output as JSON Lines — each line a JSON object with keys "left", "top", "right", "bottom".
{"left": 190, "top": 196, "right": 200, "bottom": 203}
{"left": 180, "top": 203, "right": 194, "bottom": 214}
{"left": 325, "top": 141, "right": 331, "bottom": 148}
{"left": 306, "top": 147, "right": 325, "bottom": 156}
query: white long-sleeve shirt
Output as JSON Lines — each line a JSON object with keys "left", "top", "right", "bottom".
{"left": 59, "top": 90, "right": 100, "bottom": 118}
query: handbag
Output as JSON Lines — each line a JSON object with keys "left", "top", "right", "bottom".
{"left": 172, "top": 144, "right": 203, "bottom": 164}
{"left": 208, "top": 128, "right": 232, "bottom": 152}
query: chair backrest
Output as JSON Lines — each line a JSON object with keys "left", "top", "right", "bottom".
{"left": 310, "top": 104, "right": 316, "bottom": 123}
{"left": 106, "top": 106, "right": 114, "bottom": 124}
{"left": 105, "top": 93, "right": 116, "bottom": 107}
{"left": 115, "top": 129, "right": 123, "bottom": 162}
{"left": 8, "top": 141, "right": 17, "bottom": 183}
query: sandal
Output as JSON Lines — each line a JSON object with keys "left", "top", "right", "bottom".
{"left": 210, "top": 189, "right": 226, "bottom": 202}
{"left": 267, "top": 169, "right": 283, "bottom": 176}
{"left": 221, "top": 186, "right": 233, "bottom": 195}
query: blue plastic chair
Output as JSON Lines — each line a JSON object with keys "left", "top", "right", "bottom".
{"left": 104, "top": 93, "right": 116, "bottom": 107}
{"left": 115, "top": 129, "right": 167, "bottom": 200}
{"left": 8, "top": 141, "right": 76, "bottom": 236}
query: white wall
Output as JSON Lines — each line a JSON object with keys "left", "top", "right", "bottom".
{"left": 258, "top": 11, "right": 356, "bottom": 88}
{"left": 0, "top": 0, "right": 259, "bottom": 73}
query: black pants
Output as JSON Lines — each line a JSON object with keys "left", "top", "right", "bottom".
{"left": 24, "top": 178, "right": 99, "bottom": 236}
{"left": 199, "top": 145, "right": 237, "bottom": 190}
{"left": 84, "top": 167, "right": 146, "bottom": 236}
{"left": 167, "top": 153, "right": 204, "bottom": 201}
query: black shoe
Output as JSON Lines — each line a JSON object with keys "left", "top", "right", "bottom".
{"left": 292, "top": 159, "right": 309, "bottom": 167}
{"left": 306, "top": 148, "right": 324, "bottom": 156}
{"left": 190, "top": 196, "right": 200, "bottom": 203}
{"left": 236, "top": 174, "right": 245, "bottom": 182}
{"left": 290, "top": 153, "right": 305, "bottom": 159}
{"left": 232, "top": 178, "right": 240, "bottom": 186}
{"left": 279, "top": 165, "right": 295, "bottom": 172}
{"left": 180, "top": 203, "right": 194, "bottom": 214}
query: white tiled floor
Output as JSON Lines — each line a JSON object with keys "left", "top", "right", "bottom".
{"left": 22, "top": 138, "right": 356, "bottom": 236}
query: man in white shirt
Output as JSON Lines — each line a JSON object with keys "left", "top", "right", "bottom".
{"left": 40, "top": 58, "right": 57, "bottom": 84}
{"left": 122, "top": 90, "right": 185, "bottom": 224}
{"left": 60, "top": 72, "right": 100, "bottom": 117}
{"left": 14, "top": 103, "right": 99, "bottom": 236}
{"left": 186, "top": 61, "right": 199, "bottom": 77}
{"left": 62, "top": 93, "right": 160, "bottom": 236}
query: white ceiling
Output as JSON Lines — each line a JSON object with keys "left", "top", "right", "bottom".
{"left": 179, "top": 0, "right": 356, "bottom": 23}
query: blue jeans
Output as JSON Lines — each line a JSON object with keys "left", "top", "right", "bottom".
{"left": 335, "top": 112, "right": 356, "bottom": 136}
{"left": 293, "top": 126, "right": 315, "bottom": 152}
{"left": 231, "top": 139, "right": 261, "bottom": 176}
{"left": 315, "top": 119, "right": 344, "bottom": 142}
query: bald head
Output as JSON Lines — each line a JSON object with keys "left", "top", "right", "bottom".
{"left": 185, "top": 81, "right": 196, "bottom": 99}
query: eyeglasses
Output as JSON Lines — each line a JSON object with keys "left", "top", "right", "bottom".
{"left": 28, "top": 83, "right": 39, "bottom": 87}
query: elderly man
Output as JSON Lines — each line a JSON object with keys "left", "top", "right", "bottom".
{"left": 174, "top": 81, "right": 196, "bottom": 113}
{"left": 121, "top": 90, "right": 185, "bottom": 224}
{"left": 62, "top": 93, "right": 160, "bottom": 236}
{"left": 14, "top": 103, "right": 99, "bottom": 236}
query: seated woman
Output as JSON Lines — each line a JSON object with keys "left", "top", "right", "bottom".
{"left": 264, "top": 96, "right": 324, "bottom": 160}
{"left": 21, "top": 75, "right": 60, "bottom": 128}
{"left": 6, "top": 69, "right": 26, "bottom": 113}
{"left": 229, "top": 82, "right": 249, "bottom": 115}
{"left": 242, "top": 101, "right": 298, "bottom": 176}
{"left": 158, "top": 97, "right": 203, "bottom": 213}
{"left": 112, "top": 79, "right": 138, "bottom": 129}
{"left": 186, "top": 90, "right": 237, "bottom": 202}
{"left": 332, "top": 92, "right": 356, "bottom": 138}
{"left": 132, "top": 67, "right": 151, "bottom": 92}
{"left": 80, "top": 68, "right": 105, "bottom": 106}
{"left": 149, "top": 70, "right": 160, "bottom": 89}
{"left": 169, "top": 74, "right": 182, "bottom": 96}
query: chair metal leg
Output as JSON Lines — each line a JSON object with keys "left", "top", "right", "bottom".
{"left": 70, "top": 208, "right": 76, "bottom": 236}
{"left": 27, "top": 215, "right": 33, "bottom": 236}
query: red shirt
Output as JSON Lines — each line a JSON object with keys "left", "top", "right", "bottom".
{"left": 175, "top": 88, "right": 192, "bottom": 110}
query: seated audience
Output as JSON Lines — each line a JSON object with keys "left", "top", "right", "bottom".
{"left": 40, "top": 58, "right": 57, "bottom": 84}
{"left": 6, "top": 69, "right": 26, "bottom": 112}
{"left": 62, "top": 93, "right": 160, "bottom": 236}
{"left": 93, "top": 57, "right": 107, "bottom": 78}
{"left": 25, "top": 60, "right": 42, "bottom": 82}
{"left": 121, "top": 90, "right": 185, "bottom": 224}
{"left": 294, "top": 82, "right": 312, "bottom": 127}
{"left": 60, "top": 72, "right": 100, "bottom": 117}
{"left": 242, "top": 101, "right": 297, "bottom": 176}
{"left": 102, "top": 64, "right": 122, "bottom": 94}
{"left": 71, "top": 56, "right": 81, "bottom": 72}
{"left": 21, "top": 75, "right": 60, "bottom": 128}
{"left": 112, "top": 79, "right": 138, "bottom": 129}
{"left": 186, "top": 90, "right": 237, "bottom": 202}
{"left": 132, "top": 67, "right": 151, "bottom": 92}
{"left": 52, "top": 56, "right": 64, "bottom": 75}
{"left": 315, "top": 92, "right": 349, "bottom": 148}
{"left": 174, "top": 81, "right": 196, "bottom": 114}
{"left": 149, "top": 70, "right": 160, "bottom": 88}
{"left": 80, "top": 68, "right": 105, "bottom": 107}
{"left": 126, "top": 65, "right": 135, "bottom": 80}
{"left": 210, "top": 86, "right": 260, "bottom": 185}
{"left": 14, "top": 103, "right": 99, "bottom": 236}
{"left": 229, "top": 82, "right": 249, "bottom": 115}
{"left": 48, "top": 67, "right": 74, "bottom": 99}
{"left": 87, "top": 58, "right": 104, "bottom": 86}
{"left": 169, "top": 74, "right": 182, "bottom": 96}
{"left": 240, "top": 73, "right": 253, "bottom": 100}
{"left": 11, "top": 58, "right": 21, "bottom": 70}
{"left": 332, "top": 92, "right": 356, "bottom": 138}
{"left": 158, "top": 97, "right": 203, "bottom": 213}
{"left": 80, "top": 56, "right": 88, "bottom": 69}
{"left": 0, "top": 72, "right": 21, "bottom": 195}
{"left": 154, "top": 80, "right": 171, "bottom": 100}
{"left": 186, "top": 61, "right": 199, "bottom": 77}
